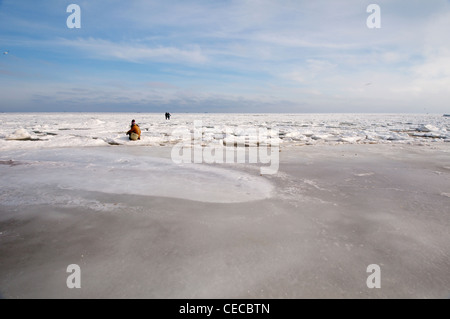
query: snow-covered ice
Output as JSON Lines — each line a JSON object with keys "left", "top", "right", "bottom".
{"left": 5, "top": 128, "right": 33, "bottom": 141}
{"left": 0, "top": 113, "right": 448, "bottom": 151}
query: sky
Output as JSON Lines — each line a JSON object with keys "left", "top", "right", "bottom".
{"left": 0, "top": 0, "right": 449, "bottom": 113}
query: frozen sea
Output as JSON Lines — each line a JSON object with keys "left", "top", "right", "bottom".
{"left": 0, "top": 113, "right": 449, "bottom": 150}
{"left": 0, "top": 113, "right": 449, "bottom": 298}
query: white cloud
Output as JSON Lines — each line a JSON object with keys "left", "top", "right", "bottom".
{"left": 284, "top": 71, "right": 306, "bottom": 84}
{"left": 58, "top": 37, "right": 208, "bottom": 64}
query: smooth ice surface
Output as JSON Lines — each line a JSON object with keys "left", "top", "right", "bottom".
{"left": 0, "top": 143, "right": 449, "bottom": 298}
{"left": 0, "top": 148, "right": 273, "bottom": 204}
{"left": 0, "top": 113, "right": 449, "bottom": 151}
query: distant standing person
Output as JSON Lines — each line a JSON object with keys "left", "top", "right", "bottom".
{"left": 126, "top": 119, "right": 141, "bottom": 140}
{"left": 167, "top": 112, "right": 171, "bottom": 120}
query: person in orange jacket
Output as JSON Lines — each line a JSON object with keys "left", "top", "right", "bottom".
{"left": 126, "top": 119, "right": 141, "bottom": 140}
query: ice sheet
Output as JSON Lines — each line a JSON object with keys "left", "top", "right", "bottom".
{"left": 0, "top": 144, "right": 449, "bottom": 298}
{"left": 0, "top": 147, "right": 273, "bottom": 204}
